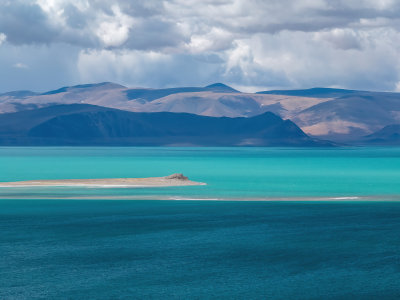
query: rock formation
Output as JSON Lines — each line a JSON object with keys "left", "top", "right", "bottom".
{"left": 165, "top": 173, "right": 189, "bottom": 180}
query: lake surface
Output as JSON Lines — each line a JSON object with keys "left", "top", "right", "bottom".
{"left": 2, "top": 146, "right": 400, "bottom": 200}
{"left": 1, "top": 147, "right": 400, "bottom": 299}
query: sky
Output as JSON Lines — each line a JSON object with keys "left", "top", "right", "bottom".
{"left": 1, "top": 0, "right": 400, "bottom": 93}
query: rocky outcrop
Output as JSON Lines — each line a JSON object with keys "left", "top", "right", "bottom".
{"left": 165, "top": 173, "right": 189, "bottom": 180}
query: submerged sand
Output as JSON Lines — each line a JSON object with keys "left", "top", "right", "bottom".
{"left": 0, "top": 173, "right": 206, "bottom": 188}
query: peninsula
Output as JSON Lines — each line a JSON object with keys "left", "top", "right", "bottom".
{"left": 0, "top": 173, "right": 205, "bottom": 188}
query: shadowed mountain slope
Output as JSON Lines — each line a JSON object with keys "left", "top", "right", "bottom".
{"left": 0, "top": 90, "right": 39, "bottom": 98}
{"left": 257, "top": 87, "right": 359, "bottom": 98}
{"left": 205, "top": 83, "right": 239, "bottom": 93}
{"left": 0, "top": 104, "right": 329, "bottom": 146}
{"left": 357, "top": 124, "right": 400, "bottom": 145}
{"left": 41, "top": 82, "right": 126, "bottom": 95}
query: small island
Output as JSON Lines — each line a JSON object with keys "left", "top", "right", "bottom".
{"left": 0, "top": 173, "right": 205, "bottom": 188}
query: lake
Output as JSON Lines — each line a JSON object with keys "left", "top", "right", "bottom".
{"left": 1, "top": 147, "right": 400, "bottom": 299}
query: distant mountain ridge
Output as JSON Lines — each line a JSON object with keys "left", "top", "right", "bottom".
{"left": 257, "top": 87, "right": 359, "bottom": 98}
{"left": 1, "top": 82, "right": 400, "bottom": 145}
{"left": 125, "top": 82, "right": 239, "bottom": 102}
{"left": 0, "top": 104, "right": 329, "bottom": 146}
{"left": 0, "top": 90, "right": 39, "bottom": 98}
{"left": 41, "top": 82, "right": 126, "bottom": 95}
{"left": 357, "top": 124, "right": 400, "bottom": 145}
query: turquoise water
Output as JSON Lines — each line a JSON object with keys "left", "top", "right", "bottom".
{"left": 2, "top": 147, "right": 400, "bottom": 299}
{"left": 2, "top": 147, "right": 400, "bottom": 199}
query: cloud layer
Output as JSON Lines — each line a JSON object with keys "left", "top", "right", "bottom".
{"left": 1, "top": 0, "right": 400, "bottom": 92}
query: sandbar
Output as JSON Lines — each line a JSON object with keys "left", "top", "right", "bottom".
{"left": 0, "top": 173, "right": 206, "bottom": 188}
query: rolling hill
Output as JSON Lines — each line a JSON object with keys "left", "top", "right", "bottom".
{"left": 0, "top": 104, "right": 329, "bottom": 146}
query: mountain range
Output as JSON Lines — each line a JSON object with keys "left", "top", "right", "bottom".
{"left": 1, "top": 82, "right": 400, "bottom": 145}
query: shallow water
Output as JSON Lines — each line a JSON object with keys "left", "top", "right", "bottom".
{"left": 1, "top": 147, "right": 400, "bottom": 299}
{"left": 2, "top": 146, "right": 400, "bottom": 200}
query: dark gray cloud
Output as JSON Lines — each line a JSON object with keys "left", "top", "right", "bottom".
{"left": 123, "top": 17, "right": 187, "bottom": 51}
{"left": 1, "top": 0, "right": 400, "bottom": 93}
{"left": 3, "top": 0, "right": 399, "bottom": 49}
{"left": 63, "top": 3, "right": 89, "bottom": 29}
{"left": 0, "top": 1, "right": 57, "bottom": 45}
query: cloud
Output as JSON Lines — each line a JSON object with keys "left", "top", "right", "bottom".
{"left": 314, "top": 29, "right": 362, "bottom": 50}
{"left": 0, "top": 0, "right": 398, "bottom": 50}
{"left": 0, "top": 33, "right": 6, "bottom": 45}
{"left": 0, "top": 43, "right": 80, "bottom": 93}
{"left": 1, "top": 0, "right": 400, "bottom": 92}
{"left": 13, "top": 62, "right": 29, "bottom": 69}
{"left": 94, "top": 5, "right": 134, "bottom": 47}
{"left": 186, "top": 27, "right": 234, "bottom": 54}
{"left": 0, "top": 1, "right": 58, "bottom": 45}
{"left": 76, "top": 49, "right": 222, "bottom": 88}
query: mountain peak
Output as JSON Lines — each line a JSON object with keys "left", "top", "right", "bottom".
{"left": 0, "top": 90, "right": 38, "bottom": 98}
{"left": 205, "top": 83, "right": 239, "bottom": 93}
{"left": 42, "top": 82, "right": 126, "bottom": 95}
{"left": 70, "top": 82, "right": 126, "bottom": 89}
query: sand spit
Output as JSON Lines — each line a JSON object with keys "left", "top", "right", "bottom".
{"left": 0, "top": 173, "right": 206, "bottom": 188}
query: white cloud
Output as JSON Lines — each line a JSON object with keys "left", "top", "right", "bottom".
{"left": 94, "top": 5, "right": 135, "bottom": 47}
{"left": 314, "top": 29, "right": 362, "bottom": 50}
{"left": 234, "top": 29, "right": 400, "bottom": 90}
{"left": 395, "top": 81, "right": 400, "bottom": 92}
{"left": 13, "top": 62, "right": 29, "bottom": 69}
{"left": 0, "top": 33, "right": 6, "bottom": 45}
{"left": 225, "top": 40, "right": 254, "bottom": 76}
{"left": 186, "top": 27, "right": 233, "bottom": 53}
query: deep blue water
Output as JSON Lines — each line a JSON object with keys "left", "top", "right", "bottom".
{"left": 1, "top": 200, "right": 400, "bottom": 299}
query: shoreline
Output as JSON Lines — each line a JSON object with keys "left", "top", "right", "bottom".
{"left": 0, "top": 174, "right": 206, "bottom": 188}
{"left": 1, "top": 195, "right": 400, "bottom": 202}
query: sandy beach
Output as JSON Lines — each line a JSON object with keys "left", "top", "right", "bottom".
{"left": 0, "top": 174, "right": 205, "bottom": 188}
